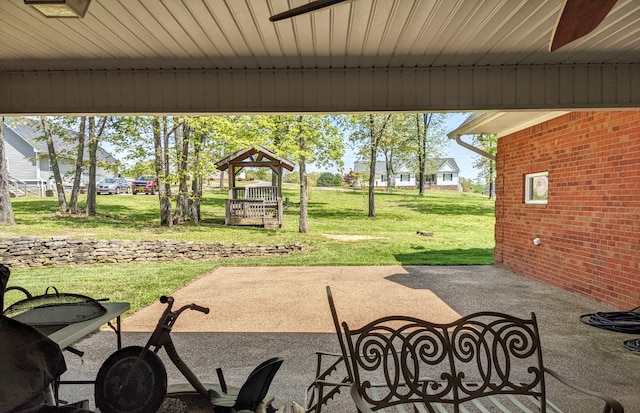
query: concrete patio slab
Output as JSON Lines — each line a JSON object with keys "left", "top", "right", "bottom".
{"left": 58, "top": 265, "right": 640, "bottom": 412}
{"left": 121, "top": 266, "right": 462, "bottom": 333}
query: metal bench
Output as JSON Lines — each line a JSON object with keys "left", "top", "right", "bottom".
{"left": 308, "top": 286, "right": 624, "bottom": 413}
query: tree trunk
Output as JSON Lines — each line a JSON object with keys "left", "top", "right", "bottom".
{"left": 189, "top": 178, "right": 202, "bottom": 222}
{"left": 417, "top": 114, "right": 425, "bottom": 196}
{"left": 384, "top": 152, "right": 393, "bottom": 192}
{"left": 155, "top": 117, "right": 172, "bottom": 227}
{"left": 179, "top": 124, "right": 190, "bottom": 222}
{"left": 367, "top": 115, "right": 377, "bottom": 218}
{"left": 418, "top": 113, "right": 432, "bottom": 197}
{"left": 0, "top": 119, "right": 16, "bottom": 226}
{"left": 189, "top": 130, "right": 205, "bottom": 223}
{"left": 173, "top": 122, "right": 190, "bottom": 225}
{"left": 69, "top": 117, "right": 86, "bottom": 214}
{"left": 41, "top": 117, "right": 67, "bottom": 213}
{"left": 299, "top": 131, "right": 308, "bottom": 233}
{"left": 85, "top": 117, "right": 106, "bottom": 217}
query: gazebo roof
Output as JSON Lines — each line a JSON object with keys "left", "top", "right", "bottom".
{"left": 215, "top": 146, "right": 295, "bottom": 172}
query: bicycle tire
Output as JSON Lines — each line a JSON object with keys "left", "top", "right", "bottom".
{"left": 95, "top": 345, "right": 167, "bottom": 413}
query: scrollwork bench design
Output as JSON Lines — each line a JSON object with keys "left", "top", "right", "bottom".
{"left": 322, "top": 287, "right": 624, "bottom": 413}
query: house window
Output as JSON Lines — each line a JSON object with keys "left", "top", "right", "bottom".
{"left": 425, "top": 174, "right": 436, "bottom": 184}
{"left": 525, "top": 172, "right": 548, "bottom": 204}
{"left": 400, "top": 174, "right": 410, "bottom": 182}
{"left": 381, "top": 175, "right": 387, "bottom": 182}
{"left": 442, "top": 173, "right": 453, "bottom": 182}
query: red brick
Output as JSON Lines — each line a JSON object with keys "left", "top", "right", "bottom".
{"left": 496, "top": 111, "right": 640, "bottom": 309}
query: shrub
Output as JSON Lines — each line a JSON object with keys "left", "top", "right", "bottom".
{"left": 317, "top": 172, "right": 341, "bottom": 187}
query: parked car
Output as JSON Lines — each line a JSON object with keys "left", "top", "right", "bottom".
{"left": 97, "top": 178, "right": 130, "bottom": 195}
{"left": 132, "top": 175, "right": 158, "bottom": 195}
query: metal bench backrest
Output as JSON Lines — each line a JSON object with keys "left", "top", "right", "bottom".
{"left": 341, "top": 311, "right": 548, "bottom": 412}
{"left": 326, "top": 286, "right": 353, "bottom": 380}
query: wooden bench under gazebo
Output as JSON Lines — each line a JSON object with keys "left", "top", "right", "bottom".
{"left": 215, "top": 146, "right": 295, "bottom": 228}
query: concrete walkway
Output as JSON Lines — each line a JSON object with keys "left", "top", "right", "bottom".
{"left": 59, "top": 266, "right": 640, "bottom": 412}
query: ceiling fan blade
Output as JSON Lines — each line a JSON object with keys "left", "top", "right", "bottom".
{"left": 270, "top": 0, "right": 348, "bottom": 22}
{"left": 550, "top": 0, "right": 617, "bottom": 51}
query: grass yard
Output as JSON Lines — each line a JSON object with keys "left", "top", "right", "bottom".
{"left": 2, "top": 186, "right": 495, "bottom": 313}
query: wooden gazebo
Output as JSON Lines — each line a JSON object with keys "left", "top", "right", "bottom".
{"left": 215, "top": 146, "right": 295, "bottom": 228}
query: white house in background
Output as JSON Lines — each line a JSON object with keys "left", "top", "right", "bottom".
{"left": 3, "top": 120, "right": 116, "bottom": 195}
{"left": 353, "top": 159, "right": 462, "bottom": 191}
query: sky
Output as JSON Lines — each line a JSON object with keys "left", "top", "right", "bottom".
{"left": 315, "top": 112, "right": 481, "bottom": 180}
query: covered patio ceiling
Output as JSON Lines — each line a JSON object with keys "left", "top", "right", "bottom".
{"left": 1, "top": 0, "right": 639, "bottom": 114}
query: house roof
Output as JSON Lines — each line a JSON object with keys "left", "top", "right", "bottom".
{"left": 353, "top": 159, "right": 459, "bottom": 175}
{"left": 1, "top": 1, "right": 638, "bottom": 113}
{"left": 439, "top": 158, "right": 460, "bottom": 173}
{"left": 3, "top": 119, "right": 116, "bottom": 163}
{"left": 216, "top": 145, "right": 295, "bottom": 172}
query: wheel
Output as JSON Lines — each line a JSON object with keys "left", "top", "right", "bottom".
{"left": 95, "top": 346, "right": 167, "bottom": 413}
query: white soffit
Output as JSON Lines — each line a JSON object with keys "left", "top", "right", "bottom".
{"left": 448, "top": 111, "right": 570, "bottom": 138}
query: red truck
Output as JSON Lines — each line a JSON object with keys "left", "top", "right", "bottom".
{"left": 132, "top": 175, "right": 158, "bottom": 195}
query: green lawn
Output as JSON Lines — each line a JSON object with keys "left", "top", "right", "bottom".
{"left": 2, "top": 186, "right": 495, "bottom": 313}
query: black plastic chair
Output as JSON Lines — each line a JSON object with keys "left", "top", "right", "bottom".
{"left": 211, "top": 357, "right": 284, "bottom": 412}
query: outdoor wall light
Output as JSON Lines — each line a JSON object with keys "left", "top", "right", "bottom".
{"left": 533, "top": 238, "right": 542, "bottom": 246}
{"left": 24, "top": 0, "right": 91, "bottom": 18}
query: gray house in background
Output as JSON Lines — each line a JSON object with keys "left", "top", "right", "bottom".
{"left": 3, "top": 120, "right": 116, "bottom": 196}
{"left": 353, "top": 159, "right": 461, "bottom": 191}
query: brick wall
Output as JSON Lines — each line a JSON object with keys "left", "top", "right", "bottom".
{"left": 495, "top": 111, "right": 640, "bottom": 310}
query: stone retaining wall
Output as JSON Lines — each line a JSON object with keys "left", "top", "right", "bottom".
{"left": 0, "top": 237, "right": 305, "bottom": 268}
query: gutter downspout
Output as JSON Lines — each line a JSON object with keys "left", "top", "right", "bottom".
{"left": 450, "top": 134, "right": 495, "bottom": 161}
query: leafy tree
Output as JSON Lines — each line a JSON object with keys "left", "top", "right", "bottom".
{"left": 152, "top": 116, "right": 185, "bottom": 226}
{"left": 306, "top": 172, "right": 321, "bottom": 188}
{"left": 472, "top": 134, "right": 498, "bottom": 199}
{"left": 332, "top": 173, "right": 343, "bottom": 187}
{"left": 460, "top": 177, "right": 475, "bottom": 193}
{"left": 268, "top": 115, "right": 343, "bottom": 233}
{"left": 411, "top": 113, "right": 450, "bottom": 196}
{"left": 122, "top": 160, "right": 156, "bottom": 180}
{"left": 316, "top": 172, "right": 338, "bottom": 187}
{"left": 111, "top": 115, "right": 259, "bottom": 226}
{"left": 377, "top": 114, "right": 415, "bottom": 192}
{"left": 0, "top": 119, "right": 15, "bottom": 226}
{"left": 184, "top": 117, "right": 217, "bottom": 222}
{"left": 283, "top": 171, "right": 299, "bottom": 184}
{"left": 343, "top": 170, "right": 361, "bottom": 187}
{"left": 473, "top": 182, "right": 486, "bottom": 194}
{"left": 347, "top": 114, "right": 393, "bottom": 217}
{"left": 40, "top": 117, "right": 67, "bottom": 213}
